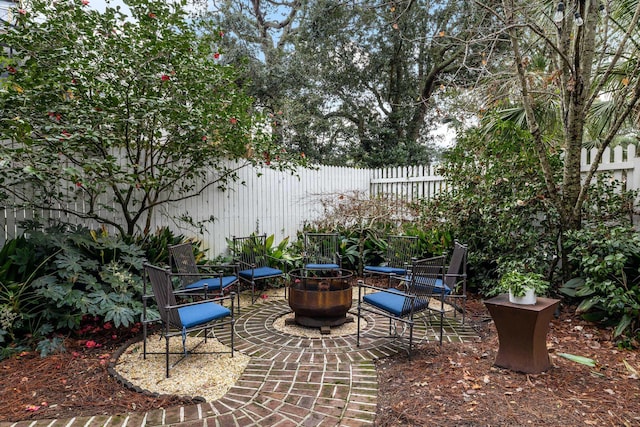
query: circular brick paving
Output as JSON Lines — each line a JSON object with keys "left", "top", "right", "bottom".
{"left": 1, "top": 298, "right": 479, "bottom": 427}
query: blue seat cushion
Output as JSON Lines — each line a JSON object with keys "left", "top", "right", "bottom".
{"left": 363, "top": 288, "right": 430, "bottom": 317}
{"left": 238, "top": 266, "right": 283, "bottom": 279}
{"left": 178, "top": 302, "right": 231, "bottom": 328}
{"left": 402, "top": 276, "right": 452, "bottom": 295}
{"left": 305, "top": 263, "right": 340, "bottom": 270}
{"left": 364, "top": 265, "right": 407, "bottom": 275}
{"left": 433, "top": 278, "right": 452, "bottom": 295}
{"left": 184, "top": 276, "right": 237, "bottom": 291}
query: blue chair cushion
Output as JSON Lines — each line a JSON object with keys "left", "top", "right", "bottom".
{"left": 178, "top": 302, "right": 231, "bottom": 328}
{"left": 184, "top": 276, "right": 237, "bottom": 291}
{"left": 239, "top": 266, "right": 283, "bottom": 279}
{"left": 433, "top": 278, "right": 453, "bottom": 295}
{"left": 363, "top": 288, "right": 430, "bottom": 317}
{"left": 402, "top": 276, "right": 452, "bottom": 295}
{"left": 305, "top": 263, "right": 340, "bottom": 270}
{"left": 364, "top": 265, "right": 407, "bottom": 275}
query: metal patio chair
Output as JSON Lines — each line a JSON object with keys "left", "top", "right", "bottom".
{"left": 357, "top": 255, "right": 447, "bottom": 354}
{"left": 142, "top": 263, "right": 235, "bottom": 378}
{"left": 168, "top": 242, "right": 240, "bottom": 309}
{"left": 303, "top": 232, "right": 342, "bottom": 271}
{"left": 439, "top": 240, "right": 468, "bottom": 323}
{"left": 363, "top": 235, "right": 419, "bottom": 287}
{"left": 232, "top": 234, "right": 284, "bottom": 305}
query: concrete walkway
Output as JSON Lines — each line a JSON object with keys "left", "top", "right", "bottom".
{"left": 2, "top": 298, "right": 479, "bottom": 427}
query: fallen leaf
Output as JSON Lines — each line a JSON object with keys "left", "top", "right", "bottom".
{"left": 558, "top": 353, "right": 597, "bottom": 367}
{"left": 623, "top": 359, "right": 639, "bottom": 379}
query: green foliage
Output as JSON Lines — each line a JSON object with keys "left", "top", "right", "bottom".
{"left": 497, "top": 270, "right": 549, "bottom": 297}
{"left": 127, "top": 227, "right": 193, "bottom": 266}
{"left": 0, "top": 0, "right": 301, "bottom": 237}
{"left": 561, "top": 224, "right": 640, "bottom": 344}
{"left": 0, "top": 224, "right": 147, "bottom": 357}
{"left": 264, "top": 234, "right": 300, "bottom": 272}
{"left": 416, "top": 118, "right": 561, "bottom": 293}
{"left": 301, "top": 193, "right": 452, "bottom": 274}
{"left": 210, "top": 0, "right": 497, "bottom": 167}
{"left": 581, "top": 173, "right": 638, "bottom": 225}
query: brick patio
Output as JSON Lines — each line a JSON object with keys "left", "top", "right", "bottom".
{"left": 1, "top": 296, "right": 479, "bottom": 427}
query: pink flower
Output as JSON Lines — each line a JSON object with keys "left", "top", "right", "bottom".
{"left": 103, "top": 322, "right": 112, "bottom": 330}
{"left": 229, "top": 117, "right": 238, "bottom": 125}
{"left": 18, "top": 9, "right": 26, "bottom": 15}
{"left": 82, "top": 0, "right": 89, "bottom": 5}
{"left": 201, "top": 136, "right": 207, "bottom": 141}
{"left": 161, "top": 74, "right": 170, "bottom": 81}
{"left": 72, "top": 351, "right": 81, "bottom": 358}
{"left": 85, "top": 340, "right": 97, "bottom": 348}
{"left": 213, "top": 52, "right": 220, "bottom": 59}
{"left": 219, "top": 31, "right": 224, "bottom": 37}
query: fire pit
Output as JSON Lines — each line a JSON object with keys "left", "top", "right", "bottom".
{"left": 287, "top": 268, "right": 354, "bottom": 334}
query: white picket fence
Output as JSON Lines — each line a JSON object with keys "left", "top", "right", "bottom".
{"left": 1, "top": 145, "right": 639, "bottom": 257}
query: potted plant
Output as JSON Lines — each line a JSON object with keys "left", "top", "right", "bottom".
{"left": 498, "top": 270, "right": 550, "bottom": 305}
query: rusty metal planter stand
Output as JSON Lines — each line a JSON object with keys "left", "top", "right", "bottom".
{"left": 484, "top": 294, "right": 560, "bottom": 374}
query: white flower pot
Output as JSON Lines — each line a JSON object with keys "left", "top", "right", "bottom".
{"left": 509, "top": 287, "right": 537, "bottom": 305}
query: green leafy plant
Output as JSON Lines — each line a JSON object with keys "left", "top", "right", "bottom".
{"left": 497, "top": 270, "right": 550, "bottom": 297}
{"left": 560, "top": 224, "right": 640, "bottom": 344}
{"left": 0, "top": 223, "right": 149, "bottom": 358}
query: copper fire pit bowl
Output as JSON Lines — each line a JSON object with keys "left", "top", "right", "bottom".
{"left": 287, "top": 268, "right": 354, "bottom": 334}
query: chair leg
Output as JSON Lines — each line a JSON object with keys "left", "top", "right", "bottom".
{"left": 165, "top": 335, "right": 170, "bottom": 378}
{"left": 438, "top": 311, "right": 444, "bottom": 346}
{"left": 143, "top": 320, "right": 147, "bottom": 360}
{"left": 231, "top": 317, "right": 235, "bottom": 357}
{"left": 356, "top": 304, "right": 362, "bottom": 347}
{"left": 461, "top": 296, "right": 467, "bottom": 324}
{"left": 408, "top": 322, "right": 414, "bottom": 356}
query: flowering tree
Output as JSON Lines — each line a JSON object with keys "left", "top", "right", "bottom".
{"left": 0, "top": 0, "right": 300, "bottom": 236}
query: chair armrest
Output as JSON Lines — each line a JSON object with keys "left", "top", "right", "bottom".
{"left": 444, "top": 273, "right": 467, "bottom": 292}
{"left": 166, "top": 292, "right": 236, "bottom": 310}
{"left": 358, "top": 280, "right": 411, "bottom": 296}
{"left": 237, "top": 260, "right": 257, "bottom": 270}
{"left": 201, "top": 263, "right": 239, "bottom": 273}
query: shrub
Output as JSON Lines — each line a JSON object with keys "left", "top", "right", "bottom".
{"left": 0, "top": 223, "right": 147, "bottom": 357}
{"left": 561, "top": 224, "right": 640, "bottom": 345}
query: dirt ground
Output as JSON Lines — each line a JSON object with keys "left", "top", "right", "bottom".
{"left": 2, "top": 294, "right": 640, "bottom": 426}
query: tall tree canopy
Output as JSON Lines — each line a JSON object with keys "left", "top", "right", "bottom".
{"left": 202, "top": 0, "right": 502, "bottom": 167}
